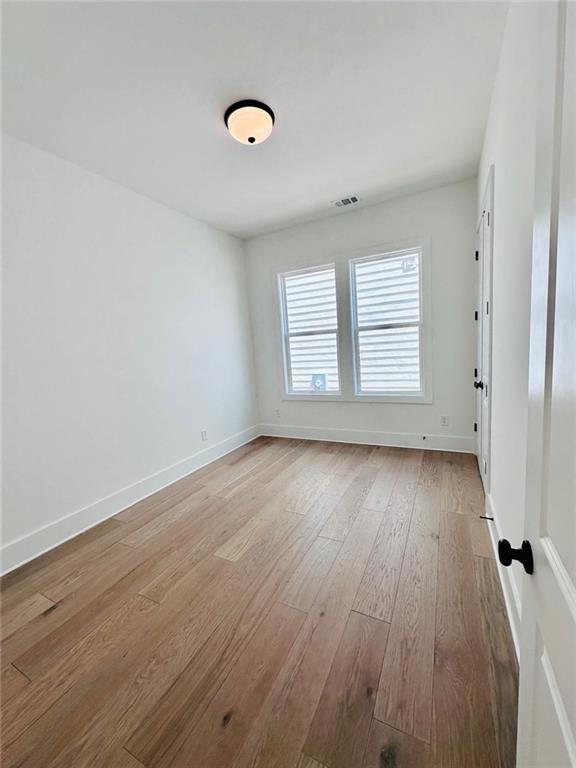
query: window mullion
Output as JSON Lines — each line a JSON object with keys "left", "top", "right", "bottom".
{"left": 334, "top": 259, "right": 353, "bottom": 397}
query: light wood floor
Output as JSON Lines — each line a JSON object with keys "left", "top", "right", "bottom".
{"left": 0, "top": 438, "right": 518, "bottom": 768}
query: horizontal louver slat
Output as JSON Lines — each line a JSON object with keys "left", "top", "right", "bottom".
{"left": 282, "top": 266, "right": 340, "bottom": 393}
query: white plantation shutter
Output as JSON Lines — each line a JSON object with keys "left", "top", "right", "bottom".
{"left": 279, "top": 266, "right": 340, "bottom": 393}
{"left": 351, "top": 250, "right": 423, "bottom": 394}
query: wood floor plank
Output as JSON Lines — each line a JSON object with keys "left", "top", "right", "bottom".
{"left": 353, "top": 451, "right": 423, "bottom": 622}
{"left": 119, "top": 487, "right": 218, "bottom": 548}
{"left": 1, "top": 593, "right": 55, "bottom": 641}
{"left": 224, "top": 437, "right": 274, "bottom": 465}
{"left": 139, "top": 484, "right": 272, "bottom": 603}
{"left": 220, "top": 441, "right": 307, "bottom": 499}
{"left": 279, "top": 537, "right": 341, "bottom": 612}
{"left": 201, "top": 463, "right": 254, "bottom": 492}
{"left": 264, "top": 444, "right": 330, "bottom": 491}
{"left": 1, "top": 593, "right": 159, "bottom": 747}
{"left": 322, "top": 471, "right": 356, "bottom": 498}
{"left": 1, "top": 544, "right": 152, "bottom": 668}
{"left": 1, "top": 665, "right": 30, "bottom": 703}
{"left": 304, "top": 611, "right": 389, "bottom": 768}
{"left": 297, "top": 755, "right": 328, "bottom": 768}
{"left": 363, "top": 719, "right": 430, "bottom": 768}
{"left": 227, "top": 506, "right": 384, "bottom": 768}
{"left": 474, "top": 556, "right": 518, "bottom": 768}
{"left": 292, "top": 442, "right": 347, "bottom": 474}
{"left": 364, "top": 445, "right": 399, "bottom": 467}
{"left": 200, "top": 439, "right": 285, "bottom": 487}
{"left": 282, "top": 470, "right": 333, "bottom": 515}
{"left": 363, "top": 452, "right": 403, "bottom": 511}
{"left": 468, "top": 517, "right": 494, "bottom": 559}
{"left": 418, "top": 450, "right": 443, "bottom": 489}
{"left": 0, "top": 518, "right": 122, "bottom": 591}
{"left": 3, "top": 547, "right": 148, "bottom": 673}
{"left": 8, "top": 515, "right": 231, "bottom": 678}
{"left": 39, "top": 541, "right": 152, "bottom": 603}
{"left": 323, "top": 444, "right": 368, "bottom": 476}
{"left": 251, "top": 442, "right": 309, "bottom": 485}
{"left": 319, "top": 466, "right": 378, "bottom": 541}
{"left": 374, "top": 483, "right": 440, "bottom": 742}
{"left": 441, "top": 453, "right": 484, "bottom": 518}
{"left": 459, "top": 453, "right": 486, "bottom": 515}
{"left": 103, "top": 749, "right": 146, "bottom": 768}
{"left": 439, "top": 451, "right": 465, "bottom": 515}
{"left": 88, "top": 746, "right": 147, "bottom": 768}
{"left": 166, "top": 602, "right": 305, "bottom": 768}
{"left": 162, "top": 440, "right": 280, "bottom": 500}
{"left": 0, "top": 519, "right": 129, "bottom": 613}
{"left": 431, "top": 512, "right": 499, "bottom": 768}
{"left": 214, "top": 499, "right": 299, "bottom": 562}
{"left": 4, "top": 488, "right": 238, "bottom": 672}
{"left": 113, "top": 474, "right": 206, "bottom": 525}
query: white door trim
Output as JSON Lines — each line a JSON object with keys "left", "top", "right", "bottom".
{"left": 476, "top": 166, "right": 494, "bottom": 492}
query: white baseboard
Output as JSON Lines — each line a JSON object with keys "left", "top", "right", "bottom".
{"left": 259, "top": 423, "right": 475, "bottom": 453}
{"left": 485, "top": 492, "right": 522, "bottom": 660}
{"left": 0, "top": 425, "right": 260, "bottom": 575}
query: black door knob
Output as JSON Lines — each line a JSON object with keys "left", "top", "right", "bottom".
{"left": 498, "top": 539, "right": 534, "bottom": 574}
{"left": 474, "top": 380, "right": 484, "bottom": 390}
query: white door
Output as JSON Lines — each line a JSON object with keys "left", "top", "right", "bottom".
{"left": 476, "top": 170, "right": 493, "bottom": 491}
{"left": 515, "top": 2, "right": 576, "bottom": 766}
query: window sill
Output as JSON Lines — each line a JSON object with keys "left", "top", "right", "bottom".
{"left": 281, "top": 393, "right": 432, "bottom": 405}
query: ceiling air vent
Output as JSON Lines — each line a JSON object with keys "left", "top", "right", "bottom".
{"left": 333, "top": 195, "right": 360, "bottom": 208}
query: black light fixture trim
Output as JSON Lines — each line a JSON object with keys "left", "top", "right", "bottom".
{"left": 224, "top": 100, "right": 275, "bottom": 127}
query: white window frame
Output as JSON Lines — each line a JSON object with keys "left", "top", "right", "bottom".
{"left": 276, "top": 239, "right": 432, "bottom": 404}
{"left": 278, "top": 263, "right": 342, "bottom": 397}
{"left": 349, "top": 244, "right": 432, "bottom": 403}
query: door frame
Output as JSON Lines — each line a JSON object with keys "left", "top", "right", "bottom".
{"left": 475, "top": 166, "right": 494, "bottom": 493}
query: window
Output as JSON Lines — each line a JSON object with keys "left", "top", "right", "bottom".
{"left": 279, "top": 265, "right": 340, "bottom": 393}
{"left": 277, "top": 244, "right": 429, "bottom": 401}
{"left": 350, "top": 248, "right": 423, "bottom": 396}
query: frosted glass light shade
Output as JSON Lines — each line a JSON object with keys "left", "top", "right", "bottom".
{"left": 224, "top": 100, "right": 275, "bottom": 145}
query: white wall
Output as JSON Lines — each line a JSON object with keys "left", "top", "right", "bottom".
{"left": 2, "top": 135, "right": 257, "bottom": 572}
{"left": 245, "top": 179, "right": 477, "bottom": 452}
{"left": 478, "top": 2, "right": 539, "bottom": 647}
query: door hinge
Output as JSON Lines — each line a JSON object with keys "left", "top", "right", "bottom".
{"left": 474, "top": 422, "right": 478, "bottom": 432}
{"left": 486, "top": 300, "right": 490, "bottom": 314}
{"left": 475, "top": 250, "right": 479, "bottom": 261}
{"left": 483, "top": 458, "right": 488, "bottom": 474}
{"left": 474, "top": 367, "right": 478, "bottom": 377}
{"left": 487, "top": 211, "right": 491, "bottom": 226}
{"left": 474, "top": 310, "right": 479, "bottom": 321}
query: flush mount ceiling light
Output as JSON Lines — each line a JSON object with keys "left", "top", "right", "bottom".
{"left": 224, "top": 100, "right": 275, "bottom": 145}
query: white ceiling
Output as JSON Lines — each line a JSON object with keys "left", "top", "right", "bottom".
{"left": 2, "top": 2, "right": 507, "bottom": 238}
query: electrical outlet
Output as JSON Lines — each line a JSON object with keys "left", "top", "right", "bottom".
{"left": 274, "top": 409, "right": 281, "bottom": 420}
{"left": 201, "top": 430, "right": 208, "bottom": 441}
{"left": 440, "top": 415, "right": 449, "bottom": 427}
